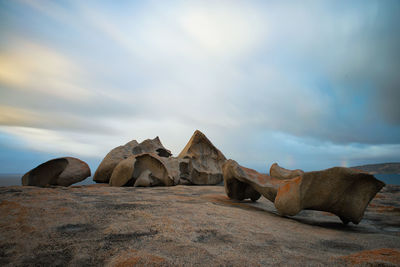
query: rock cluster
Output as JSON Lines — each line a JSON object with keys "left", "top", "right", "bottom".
{"left": 20, "top": 130, "right": 226, "bottom": 187}
{"left": 223, "top": 159, "right": 385, "bottom": 224}
{"left": 96, "top": 130, "right": 226, "bottom": 186}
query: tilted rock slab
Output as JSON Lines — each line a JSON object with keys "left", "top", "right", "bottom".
{"left": 178, "top": 130, "right": 226, "bottom": 185}
{"left": 93, "top": 137, "right": 171, "bottom": 183}
{"left": 22, "top": 157, "right": 91, "bottom": 187}
{"left": 223, "top": 159, "right": 385, "bottom": 224}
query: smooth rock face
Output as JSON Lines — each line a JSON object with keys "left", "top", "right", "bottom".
{"left": 178, "top": 130, "right": 226, "bottom": 185}
{"left": 223, "top": 159, "right": 385, "bottom": 224}
{"left": 109, "top": 154, "right": 174, "bottom": 187}
{"left": 93, "top": 140, "right": 139, "bottom": 183}
{"left": 1, "top": 184, "right": 399, "bottom": 266}
{"left": 21, "top": 157, "right": 91, "bottom": 187}
{"left": 94, "top": 137, "right": 171, "bottom": 183}
{"left": 270, "top": 163, "right": 304, "bottom": 180}
{"left": 108, "top": 156, "right": 136, "bottom": 187}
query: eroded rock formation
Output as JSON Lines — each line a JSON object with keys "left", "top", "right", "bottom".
{"left": 93, "top": 137, "right": 171, "bottom": 183}
{"left": 22, "top": 157, "right": 91, "bottom": 187}
{"left": 105, "top": 130, "right": 226, "bottom": 186}
{"left": 178, "top": 130, "right": 226, "bottom": 185}
{"left": 109, "top": 153, "right": 174, "bottom": 187}
{"left": 223, "top": 160, "right": 385, "bottom": 224}
{"left": 270, "top": 163, "right": 304, "bottom": 180}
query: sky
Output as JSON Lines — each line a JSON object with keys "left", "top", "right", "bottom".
{"left": 0, "top": 0, "right": 399, "bottom": 175}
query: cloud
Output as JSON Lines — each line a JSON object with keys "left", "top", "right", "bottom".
{"left": 0, "top": 0, "right": 399, "bottom": 172}
{"left": 0, "top": 105, "right": 117, "bottom": 134}
{"left": 0, "top": 126, "right": 103, "bottom": 157}
{"left": 0, "top": 41, "right": 93, "bottom": 100}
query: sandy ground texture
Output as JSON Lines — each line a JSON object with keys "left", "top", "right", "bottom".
{"left": 0, "top": 184, "right": 399, "bottom": 266}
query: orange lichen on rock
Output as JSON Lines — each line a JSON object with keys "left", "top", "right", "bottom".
{"left": 340, "top": 248, "right": 400, "bottom": 266}
{"left": 277, "top": 177, "right": 301, "bottom": 196}
{"left": 0, "top": 200, "right": 34, "bottom": 232}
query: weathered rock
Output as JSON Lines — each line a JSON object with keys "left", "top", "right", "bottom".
{"left": 270, "top": 163, "right": 304, "bottom": 180}
{"left": 132, "top": 137, "right": 172, "bottom": 157}
{"left": 178, "top": 130, "right": 226, "bottom": 185}
{"left": 159, "top": 157, "right": 191, "bottom": 185}
{"left": 108, "top": 156, "right": 137, "bottom": 187}
{"left": 21, "top": 157, "right": 91, "bottom": 187}
{"left": 133, "top": 169, "right": 163, "bottom": 187}
{"left": 93, "top": 140, "right": 139, "bottom": 183}
{"left": 223, "top": 159, "right": 385, "bottom": 224}
{"left": 1, "top": 184, "right": 399, "bottom": 266}
{"left": 109, "top": 153, "right": 174, "bottom": 187}
{"left": 94, "top": 137, "right": 171, "bottom": 183}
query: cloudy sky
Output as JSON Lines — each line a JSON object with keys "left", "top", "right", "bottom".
{"left": 0, "top": 0, "right": 399, "bottom": 174}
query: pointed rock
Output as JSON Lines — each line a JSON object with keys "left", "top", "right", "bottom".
{"left": 178, "top": 130, "right": 226, "bottom": 185}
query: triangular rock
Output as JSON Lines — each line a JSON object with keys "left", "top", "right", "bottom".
{"left": 178, "top": 130, "right": 226, "bottom": 185}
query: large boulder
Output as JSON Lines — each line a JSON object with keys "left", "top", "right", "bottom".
{"left": 178, "top": 130, "right": 226, "bottom": 185}
{"left": 223, "top": 159, "right": 385, "bottom": 224}
{"left": 22, "top": 157, "right": 91, "bottom": 187}
{"left": 93, "top": 137, "right": 171, "bottom": 183}
{"left": 109, "top": 153, "right": 174, "bottom": 187}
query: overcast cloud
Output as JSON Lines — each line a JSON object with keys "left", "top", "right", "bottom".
{"left": 0, "top": 0, "right": 399, "bottom": 173}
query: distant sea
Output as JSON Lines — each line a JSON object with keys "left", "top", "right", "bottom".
{"left": 374, "top": 174, "right": 400, "bottom": 185}
{"left": 0, "top": 173, "right": 399, "bottom": 186}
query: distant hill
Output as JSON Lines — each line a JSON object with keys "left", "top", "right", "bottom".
{"left": 351, "top": 162, "right": 400, "bottom": 174}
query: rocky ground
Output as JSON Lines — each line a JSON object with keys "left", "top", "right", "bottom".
{"left": 0, "top": 184, "right": 399, "bottom": 266}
